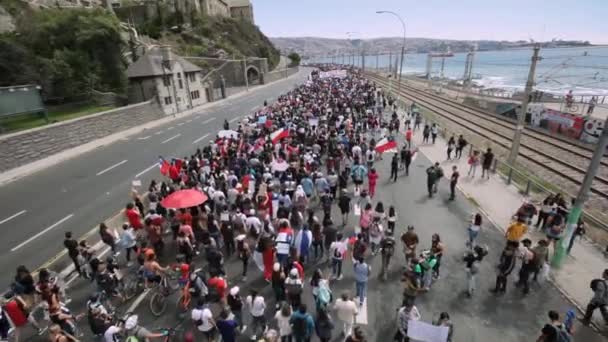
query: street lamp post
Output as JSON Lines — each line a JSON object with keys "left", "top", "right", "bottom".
{"left": 377, "top": 10, "right": 406, "bottom": 107}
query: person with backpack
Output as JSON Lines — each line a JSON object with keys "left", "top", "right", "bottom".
{"left": 581, "top": 268, "right": 608, "bottom": 326}
{"left": 246, "top": 290, "right": 267, "bottom": 340}
{"left": 227, "top": 286, "right": 246, "bottom": 333}
{"left": 290, "top": 304, "right": 315, "bottom": 342}
{"left": 285, "top": 268, "right": 304, "bottom": 310}
{"left": 537, "top": 310, "right": 572, "bottom": 342}
{"left": 516, "top": 239, "right": 536, "bottom": 295}
{"left": 236, "top": 235, "right": 250, "bottom": 281}
{"left": 315, "top": 308, "right": 335, "bottom": 342}
{"left": 191, "top": 298, "right": 217, "bottom": 341}
{"left": 463, "top": 245, "right": 487, "bottom": 297}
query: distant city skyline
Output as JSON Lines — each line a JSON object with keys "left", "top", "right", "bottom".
{"left": 253, "top": 0, "right": 607, "bottom": 44}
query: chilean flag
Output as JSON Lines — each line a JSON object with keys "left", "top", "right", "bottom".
{"left": 270, "top": 128, "right": 289, "bottom": 144}
{"left": 159, "top": 157, "right": 170, "bottom": 176}
{"left": 375, "top": 138, "right": 398, "bottom": 154}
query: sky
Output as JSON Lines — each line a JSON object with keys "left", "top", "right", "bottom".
{"left": 252, "top": 0, "right": 608, "bottom": 44}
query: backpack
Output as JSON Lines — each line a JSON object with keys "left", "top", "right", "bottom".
{"left": 286, "top": 281, "right": 303, "bottom": 296}
{"left": 554, "top": 324, "right": 572, "bottom": 342}
{"left": 333, "top": 245, "right": 343, "bottom": 259}
{"left": 590, "top": 278, "right": 603, "bottom": 291}
{"left": 316, "top": 285, "right": 332, "bottom": 307}
{"left": 292, "top": 315, "right": 308, "bottom": 336}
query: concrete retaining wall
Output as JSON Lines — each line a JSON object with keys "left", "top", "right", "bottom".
{"left": 0, "top": 101, "right": 164, "bottom": 172}
{"left": 262, "top": 67, "right": 299, "bottom": 84}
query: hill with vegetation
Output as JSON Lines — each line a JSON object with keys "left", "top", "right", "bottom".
{"left": 0, "top": 0, "right": 280, "bottom": 101}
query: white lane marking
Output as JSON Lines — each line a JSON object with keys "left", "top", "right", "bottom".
{"left": 0, "top": 210, "right": 27, "bottom": 225}
{"left": 96, "top": 160, "right": 128, "bottom": 176}
{"left": 201, "top": 117, "right": 216, "bottom": 124}
{"left": 185, "top": 119, "right": 193, "bottom": 123}
{"left": 229, "top": 116, "right": 240, "bottom": 123}
{"left": 135, "top": 163, "right": 158, "bottom": 178}
{"left": 192, "top": 133, "right": 210, "bottom": 145}
{"left": 355, "top": 297, "right": 368, "bottom": 325}
{"left": 161, "top": 134, "right": 181, "bottom": 144}
{"left": 127, "top": 289, "right": 151, "bottom": 312}
{"left": 12, "top": 214, "right": 74, "bottom": 252}
{"left": 177, "top": 122, "right": 185, "bottom": 126}
{"left": 167, "top": 126, "right": 175, "bottom": 130}
{"left": 137, "top": 136, "right": 151, "bottom": 140}
{"left": 154, "top": 131, "right": 163, "bottom": 135}
{"left": 252, "top": 105, "right": 261, "bottom": 111}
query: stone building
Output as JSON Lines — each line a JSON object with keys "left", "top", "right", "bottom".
{"left": 225, "top": 0, "right": 254, "bottom": 23}
{"left": 200, "top": 0, "right": 229, "bottom": 17}
{"left": 126, "top": 46, "right": 212, "bottom": 114}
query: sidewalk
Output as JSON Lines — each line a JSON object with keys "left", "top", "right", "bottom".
{"left": 412, "top": 129, "right": 607, "bottom": 328}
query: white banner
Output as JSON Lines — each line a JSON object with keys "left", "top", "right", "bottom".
{"left": 319, "top": 70, "right": 347, "bottom": 79}
{"left": 407, "top": 320, "right": 449, "bottom": 342}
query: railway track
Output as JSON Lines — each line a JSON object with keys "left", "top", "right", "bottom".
{"left": 366, "top": 73, "right": 608, "bottom": 200}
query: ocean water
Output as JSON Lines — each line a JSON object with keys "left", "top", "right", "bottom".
{"left": 317, "top": 46, "right": 608, "bottom": 96}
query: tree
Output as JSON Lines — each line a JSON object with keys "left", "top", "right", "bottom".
{"left": 5, "top": 8, "right": 126, "bottom": 98}
{"left": 287, "top": 52, "right": 301, "bottom": 67}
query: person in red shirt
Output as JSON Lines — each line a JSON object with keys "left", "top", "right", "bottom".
{"left": 177, "top": 208, "right": 193, "bottom": 226}
{"left": 368, "top": 168, "right": 379, "bottom": 198}
{"left": 169, "top": 163, "right": 180, "bottom": 183}
{"left": 208, "top": 273, "right": 228, "bottom": 305}
{"left": 125, "top": 203, "right": 143, "bottom": 230}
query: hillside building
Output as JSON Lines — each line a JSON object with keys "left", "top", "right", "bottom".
{"left": 126, "top": 46, "right": 213, "bottom": 114}
{"left": 225, "top": 0, "right": 254, "bottom": 23}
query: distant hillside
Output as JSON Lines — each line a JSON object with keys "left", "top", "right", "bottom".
{"left": 271, "top": 36, "right": 592, "bottom": 57}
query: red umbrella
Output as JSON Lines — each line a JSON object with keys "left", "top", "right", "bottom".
{"left": 160, "top": 189, "right": 208, "bottom": 209}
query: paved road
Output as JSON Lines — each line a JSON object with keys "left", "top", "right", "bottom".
{"left": 0, "top": 68, "right": 311, "bottom": 287}
{"left": 23, "top": 146, "right": 604, "bottom": 341}
{"left": 7, "top": 71, "right": 605, "bottom": 341}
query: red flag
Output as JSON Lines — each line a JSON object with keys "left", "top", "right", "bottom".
{"left": 174, "top": 159, "right": 183, "bottom": 170}
{"left": 270, "top": 128, "right": 289, "bottom": 144}
{"left": 160, "top": 160, "right": 170, "bottom": 175}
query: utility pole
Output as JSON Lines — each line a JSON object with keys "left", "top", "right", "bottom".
{"left": 552, "top": 115, "right": 608, "bottom": 267}
{"left": 507, "top": 44, "right": 541, "bottom": 165}
{"left": 388, "top": 51, "right": 392, "bottom": 76}
{"left": 242, "top": 59, "right": 249, "bottom": 91}
{"left": 376, "top": 53, "right": 379, "bottom": 71}
{"left": 362, "top": 51, "right": 365, "bottom": 71}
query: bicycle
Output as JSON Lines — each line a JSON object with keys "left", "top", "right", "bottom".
{"left": 122, "top": 268, "right": 145, "bottom": 300}
{"left": 175, "top": 279, "right": 193, "bottom": 320}
{"left": 148, "top": 266, "right": 180, "bottom": 317}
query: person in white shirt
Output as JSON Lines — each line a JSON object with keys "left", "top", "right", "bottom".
{"left": 103, "top": 324, "right": 122, "bottom": 342}
{"left": 191, "top": 298, "right": 216, "bottom": 341}
{"left": 333, "top": 292, "right": 359, "bottom": 337}
{"left": 245, "top": 210, "right": 262, "bottom": 236}
{"left": 396, "top": 303, "right": 421, "bottom": 340}
{"left": 274, "top": 303, "right": 292, "bottom": 340}
{"left": 246, "top": 290, "right": 267, "bottom": 340}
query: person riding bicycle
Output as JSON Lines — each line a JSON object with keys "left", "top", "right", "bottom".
{"left": 48, "top": 291, "right": 81, "bottom": 337}
{"left": 142, "top": 252, "right": 168, "bottom": 286}
{"left": 96, "top": 261, "right": 123, "bottom": 302}
{"left": 123, "top": 314, "right": 167, "bottom": 341}
{"left": 87, "top": 305, "right": 112, "bottom": 338}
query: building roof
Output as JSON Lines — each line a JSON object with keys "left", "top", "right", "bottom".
{"left": 126, "top": 47, "right": 202, "bottom": 78}
{"left": 225, "top": 0, "right": 251, "bottom": 8}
